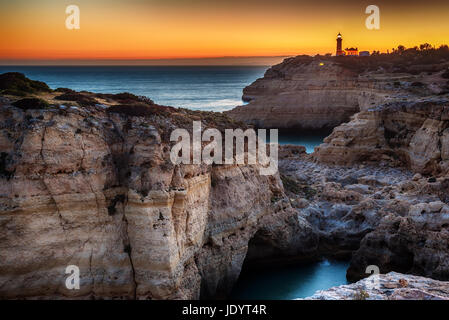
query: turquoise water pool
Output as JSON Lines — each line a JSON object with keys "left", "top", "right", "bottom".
{"left": 230, "top": 259, "right": 350, "bottom": 300}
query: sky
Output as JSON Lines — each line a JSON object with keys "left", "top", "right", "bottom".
{"left": 1, "top": 0, "right": 449, "bottom": 65}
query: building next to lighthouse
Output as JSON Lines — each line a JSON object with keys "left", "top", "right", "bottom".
{"left": 345, "top": 47, "right": 359, "bottom": 56}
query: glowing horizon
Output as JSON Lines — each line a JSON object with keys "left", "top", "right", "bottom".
{"left": 1, "top": 0, "right": 449, "bottom": 65}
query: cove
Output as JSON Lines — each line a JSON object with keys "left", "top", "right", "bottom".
{"left": 277, "top": 129, "right": 333, "bottom": 154}
{"left": 230, "top": 259, "right": 350, "bottom": 300}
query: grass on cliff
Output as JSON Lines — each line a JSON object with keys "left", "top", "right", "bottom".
{"left": 96, "top": 92, "right": 154, "bottom": 105}
{"left": 0, "top": 72, "right": 52, "bottom": 97}
{"left": 106, "top": 103, "right": 175, "bottom": 117}
{"left": 352, "top": 289, "right": 370, "bottom": 300}
{"left": 54, "top": 92, "right": 99, "bottom": 107}
{"left": 12, "top": 98, "right": 51, "bottom": 110}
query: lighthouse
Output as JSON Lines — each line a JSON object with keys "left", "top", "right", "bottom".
{"left": 336, "top": 33, "right": 344, "bottom": 56}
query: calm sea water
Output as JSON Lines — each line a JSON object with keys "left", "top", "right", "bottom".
{"left": 0, "top": 66, "right": 266, "bottom": 112}
{"left": 0, "top": 65, "right": 327, "bottom": 152}
{"left": 231, "top": 260, "right": 349, "bottom": 300}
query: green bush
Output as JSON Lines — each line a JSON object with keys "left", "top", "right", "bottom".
{"left": 54, "top": 92, "right": 97, "bottom": 107}
{"left": 12, "top": 98, "right": 50, "bottom": 110}
{"left": 54, "top": 87, "right": 76, "bottom": 94}
{"left": 352, "top": 289, "right": 370, "bottom": 300}
{"left": 0, "top": 72, "right": 51, "bottom": 96}
{"left": 106, "top": 103, "right": 174, "bottom": 117}
{"left": 96, "top": 92, "right": 154, "bottom": 105}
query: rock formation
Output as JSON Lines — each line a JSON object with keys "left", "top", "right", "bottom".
{"left": 280, "top": 147, "right": 449, "bottom": 283}
{"left": 312, "top": 98, "right": 449, "bottom": 283}
{"left": 314, "top": 97, "right": 449, "bottom": 174}
{"left": 306, "top": 272, "right": 449, "bottom": 300}
{"left": 227, "top": 53, "right": 449, "bottom": 131}
{"left": 247, "top": 52, "right": 449, "bottom": 292}
{"left": 0, "top": 75, "right": 316, "bottom": 299}
{"left": 3, "top": 62, "right": 449, "bottom": 300}
{"left": 227, "top": 57, "right": 361, "bottom": 129}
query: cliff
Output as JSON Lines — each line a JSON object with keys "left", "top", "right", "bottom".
{"left": 310, "top": 98, "right": 449, "bottom": 282}
{"left": 227, "top": 54, "right": 449, "bottom": 130}
{"left": 2, "top": 69, "right": 449, "bottom": 300}
{"left": 0, "top": 74, "right": 316, "bottom": 299}
{"left": 255, "top": 52, "right": 449, "bottom": 289}
{"left": 314, "top": 98, "right": 449, "bottom": 173}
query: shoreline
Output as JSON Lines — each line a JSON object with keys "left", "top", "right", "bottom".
{"left": 1, "top": 70, "right": 449, "bottom": 300}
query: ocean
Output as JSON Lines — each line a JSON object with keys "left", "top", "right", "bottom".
{"left": 0, "top": 65, "right": 326, "bottom": 153}
{"left": 0, "top": 66, "right": 266, "bottom": 112}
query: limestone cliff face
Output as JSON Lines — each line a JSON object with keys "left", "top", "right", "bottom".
{"left": 312, "top": 96, "right": 449, "bottom": 283}
{"left": 314, "top": 98, "right": 449, "bottom": 175}
{"left": 0, "top": 93, "right": 314, "bottom": 299}
{"left": 226, "top": 56, "right": 410, "bottom": 130}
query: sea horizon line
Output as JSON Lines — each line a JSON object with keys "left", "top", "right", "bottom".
{"left": 0, "top": 56, "right": 292, "bottom": 67}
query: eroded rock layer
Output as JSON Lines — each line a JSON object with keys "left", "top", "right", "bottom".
{"left": 227, "top": 52, "right": 449, "bottom": 131}
{"left": 228, "top": 57, "right": 437, "bottom": 130}
{"left": 312, "top": 97, "right": 449, "bottom": 282}
{"left": 0, "top": 89, "right": 314, "bottom": 299}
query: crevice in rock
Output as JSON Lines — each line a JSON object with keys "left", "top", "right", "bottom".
{"left": 121, "top": 200, "right": 137, "bottom": 300}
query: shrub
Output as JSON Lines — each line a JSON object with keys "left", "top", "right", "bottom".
{"left": 1, "top": 89, "right": 28, "bottom": 97}
{"left": 54, "top": 87, "right": 76, "bottom": 94}
{"left": 334, "top": 45, "right": 449, "bottom": 75}
{"left": 96, "top": 92, "right": 154, "bottom": 105}
{"left": 353, "top": 289, "right": 370, "bottom": 300}
{"left": 54, "top": 92, "right": 97, "bottom": 107}
{"left": 106, "top": 103, "right": 173, "bottom": 117}
{"left": 12, "top": 98, "right": 50, "bottom": 110}
{"left": 0, "top": 72, "right": 51, "bottom": 96}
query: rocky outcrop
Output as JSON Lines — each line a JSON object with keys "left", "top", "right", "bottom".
{"left": 280, "top": 144, "right": 449, "bottom": 283}
{"left": 306, "top": 272, "right": 449, "bottom": 300}
{"left": 226, "top": 56, "right": 432, "bottom": 130}
{"left": 3, "top": 67, "right": 449, "bottom": 300}
{"left": 309, "top": 79, "right": 449, "bottom": 283}
{"left": 0, "top": 83, "right": 315, "bottom": 299}
{"left": 314, "top": 97, "right": 449, "bottom": 175}
{"left": 280, "top": 151, "right": 413, "bottom": 259}
{"left": 227, "top": 52, "right": 449, "bottom": 296}
{"left": 227, "top": 58, "right": 361, "bottom": 129}
{"left": 346, "top": 201, "right": 449, "bottom": 282}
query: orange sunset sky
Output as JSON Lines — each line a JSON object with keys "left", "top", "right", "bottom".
{"left": 1, "top": 0, "right": 449, "bottom": 65}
